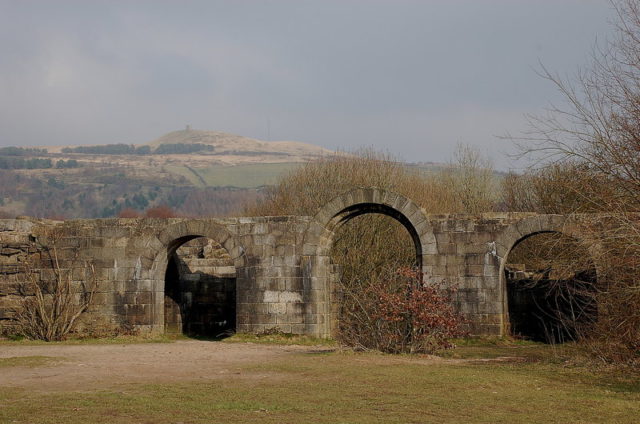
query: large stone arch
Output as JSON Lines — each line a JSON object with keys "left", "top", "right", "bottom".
{"left": 147, "top": 220, "right": 247, "bottom": 333}
{"left": 301, "top": 188, "right": 435, "bottom": 337}
{"left": 303, "top": 188, "right": 436, "bottom": 261}
{"left": 494, "top": 214, "right": 598, "bottom": 337}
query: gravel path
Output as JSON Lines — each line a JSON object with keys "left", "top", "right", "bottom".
{"left": 0, "top": 341, "right": 324, "bottom": 392}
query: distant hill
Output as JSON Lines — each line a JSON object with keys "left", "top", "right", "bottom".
{"left": 0, "top": 129, "right": 461, "bottom": 219}
{"left": 45, "top": 128, "right": 333, "bottom": 165}
{"left": 0, "top": 129, "right": 334, "bottom": 219}
{"left": 148, "top": 128, "right": 331, "bottom": 158}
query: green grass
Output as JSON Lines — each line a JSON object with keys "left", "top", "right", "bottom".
{"left": 163, "top": 163, "right": 301, "bottom": 188}
{"left": 0, "top": 347, "right": 637, "bottom": 424}
{"left": 164, "top": 164, "right": 205, "bottom": 186}
{"left": 438, "top": 337, "right": 576, "bottom": 361}
{"left": 223, "top": 332, "right": 337, "bottom": 347}
{"left": 0, "top": 332, "right": 333, "bottom": 347}
{"left": 194, "top": 163, "right": 302, "bottom": 188}
{"left": 0, "top": 334, "right": 177, "bottom": 346}
{"left": 0, "top": 356, "right": 61, "bottom": 368}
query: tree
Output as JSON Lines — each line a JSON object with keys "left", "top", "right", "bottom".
{"left": 517, "top": 0, "right": 640, "bottom": 210}
{"left": 512, "top": 0, "right": 640, "bottom": 364}
{"left": 443, "top": 144, "right": 498, "bottom": 214}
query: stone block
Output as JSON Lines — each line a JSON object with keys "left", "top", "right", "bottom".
{"left": 285, "top": 277, "right": 303, "bottom": 291}
{"left": 279, "top": 291, "right": 303, "bottom": 303}
{"left": 97, "top": 226, "right": 132, "bottom": 239}
{"left": 269, "top": 303, "right": 287, "bottom": 315}
{"left": 278, "top": 312, "right": 304, "bottom": 324}
{"left": 236, "top": 323, "right": 251, "bottom": 333}
{"left": 262, "top": 290, "right": 279, "bottom": 303}
{"left": 308, "top": 289, "right": 326, "bottom": 302}
{"left": 303, "top": 323, "right": 321, "bottom": 337}
{"left": 439, "top": 243, "right": 457, "bottom": 255}
{"left": 291, "top": 324, "right": 306, "bottom": 334}
{"left": 256, "top": 313, "right": 277, "bottom": 324}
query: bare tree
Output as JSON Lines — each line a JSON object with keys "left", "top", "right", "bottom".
{"left": 511, "top": 0, "right": 640, "bottom": 364}
{"left": 517, "top": 1, "right": 640, "bottom": 208}
{"left": 443, "top": 144, "right": 498, "bottom": 214}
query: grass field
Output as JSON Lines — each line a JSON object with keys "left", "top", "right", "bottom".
{"left": 0, "top": 355, "right": 60, "bottom": 368}
{"left": 193, "top": 163, "right": 302, "bottom": 188}
{"left": 164, "top": 164, "right": 205, "bottom": 187}
{"left": 162, "top": 163, "right": 303, "bottom": 188}
{"left": 0, "top": 338, "right": 637, "bottom": 424}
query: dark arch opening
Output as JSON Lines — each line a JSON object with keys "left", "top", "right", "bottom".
{"left": 329, "top": 203, "right": 423, "bottom": 265}
{"left": 164, "top": 235, "right": 236, "bottom": 338}
{"left": 504, "top": 231, "right": 597, "bottom": 343}
{"left": 327, "top": 205, "right": 422, "bottom": 339}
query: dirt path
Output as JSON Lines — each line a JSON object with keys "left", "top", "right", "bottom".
{"left": 0, "top": 341, "right": 330, "bottom": 392}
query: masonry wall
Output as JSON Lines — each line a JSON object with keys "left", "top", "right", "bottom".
{"left": 0, "top": 219, "right": 40, "bottom": 333}
{"left": 424, "top": 213, "right": 535, "bottom": 335}
{"left": 0, "top": 209, "right": 567, "bottom": 339}
{"left": 0, "top": 216, "right": 312, "bottom": 336}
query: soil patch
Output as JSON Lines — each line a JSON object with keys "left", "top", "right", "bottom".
{"left": 0, "top": 341, "right": 332, "bottom": 392}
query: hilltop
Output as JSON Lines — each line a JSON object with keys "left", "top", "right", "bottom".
{"left": 45, "top": 128, "right": 332, "bottom": 166}
{"left": 149, "top": 128, "right": 331, "bottom": 159}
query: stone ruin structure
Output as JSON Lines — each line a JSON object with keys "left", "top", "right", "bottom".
{"left": 0, "top": 188, "right": 594, "bottom": 339}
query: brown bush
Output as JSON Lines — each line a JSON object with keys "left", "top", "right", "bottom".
{"left": 339, "top": 267, "right": 466, "bottom": 353}
{"left": 247, "top": 148, "right": 496, "bottom": 217}
{"left": 144, "top": 205, "right": 179, "bottom": 218}
{"left": 118, "top": 208, "right": 141, "bottom": 218}
{"left": 501, "top": 163, "right": 618, "bottom": 214}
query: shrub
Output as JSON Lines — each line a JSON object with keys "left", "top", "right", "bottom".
{"left": 339, "top": 267, "right": 466, "bottom": 353}
{"left": 118, "top": 208, "right": 141, "bottom": 218}
{"left": 15, "top": 231, "right": 97, "bottom": 341}
{"left": 144, "top": 205, "right": 178, "bottom": 218}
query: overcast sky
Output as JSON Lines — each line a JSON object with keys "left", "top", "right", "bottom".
{"left": 0, "top": 0, "right": 616, "bottom": 169}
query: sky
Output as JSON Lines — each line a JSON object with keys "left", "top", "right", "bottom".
{"left": 0, "top": 0, "right": 616, "bottom": 169}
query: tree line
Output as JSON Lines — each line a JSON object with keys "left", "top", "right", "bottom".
{"left": 61, "top": 143, "right": 214, "bottom": 155}
{"left": 0, "top": 147, "right": 47, "bottom": 156}
{"left": 0, "top": 158, "right": 80, "bottom": 170}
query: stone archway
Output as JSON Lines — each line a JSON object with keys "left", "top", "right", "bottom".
{"left": 301, "top": 188, "right": 435, "bottom": 337}
{"left": 149, "top": 220, "right": 247, "bottom": 335}
{"left": 495, "top": 215, "right": 598, "bottom": 340}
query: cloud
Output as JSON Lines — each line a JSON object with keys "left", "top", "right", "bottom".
{"left": 0, "top": 0, "right": 615, "bottom": 169}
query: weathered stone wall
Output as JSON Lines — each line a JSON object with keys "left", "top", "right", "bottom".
{"left": 0, "top": 188, "right": 586, "bottom": 339}
{"left": 0, "top": 219, "right": 40, "bottom": 332}
{"left": 0, "top": 215, "right": 312, "bottom": 336}
{"left": 423, "top": 213, "right": 539, "bottom": 335}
